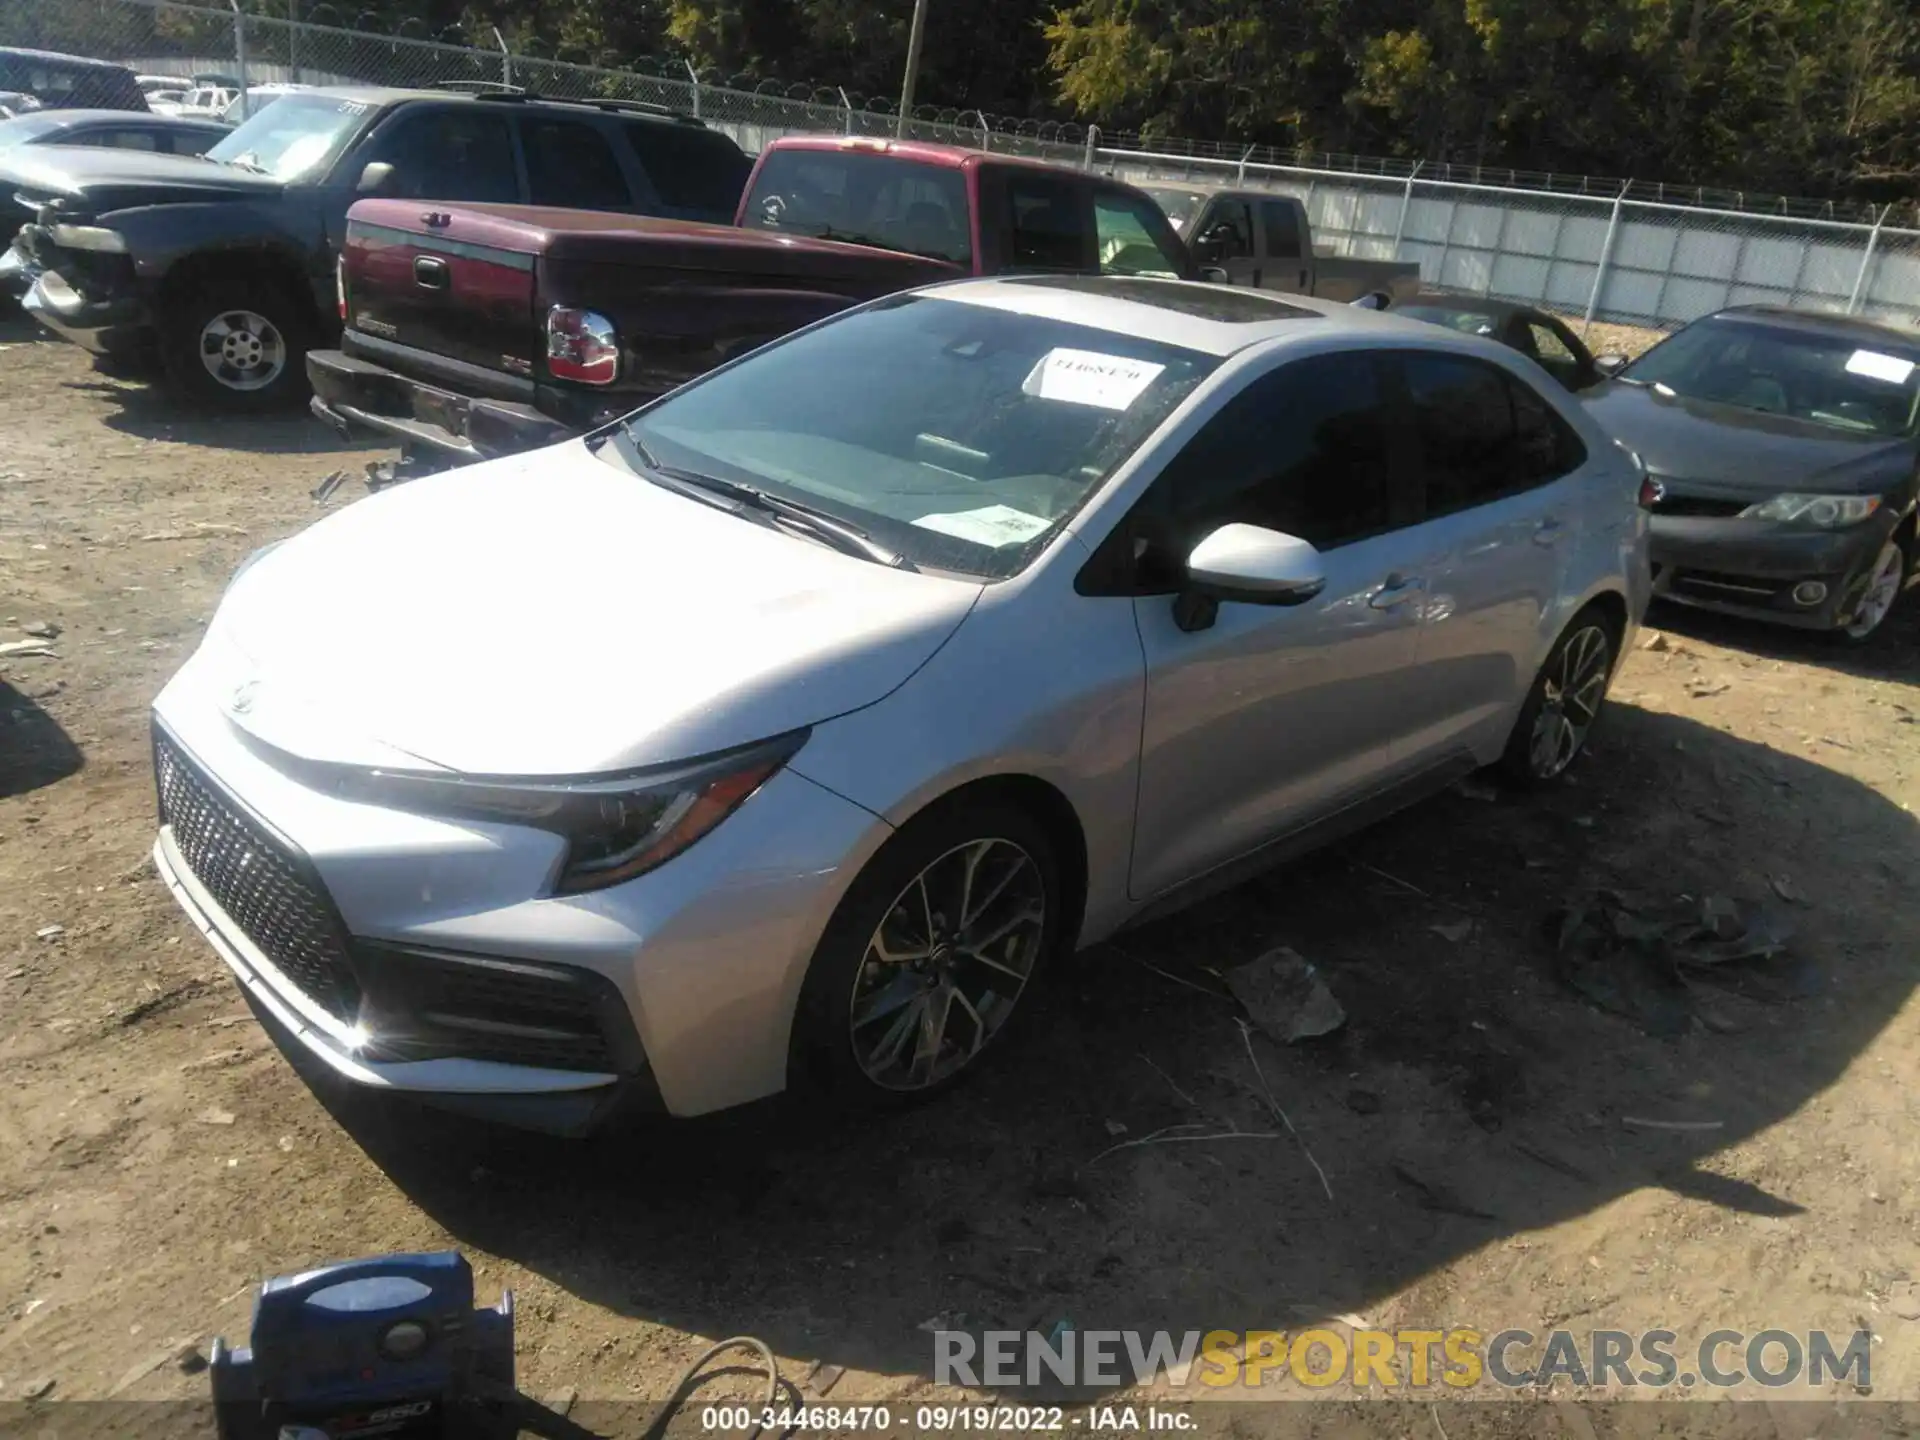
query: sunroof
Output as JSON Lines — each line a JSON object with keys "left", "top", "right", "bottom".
{"left": 1002, "top": 274, "right": 1319, "bottom": 324}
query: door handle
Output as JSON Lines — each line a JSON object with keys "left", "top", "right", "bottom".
{"left": 413, "top": 255, "right": 450, "bottom": 290}
{"left": 1367, "top": 574, "right": 1425, "bottom": 610}
{"left": 1533, "top": 517, "right": 1566, "bottom": 546}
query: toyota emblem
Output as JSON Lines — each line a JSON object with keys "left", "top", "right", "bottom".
{"left": 229, "top": 680, "right": 261, "bottom": 715}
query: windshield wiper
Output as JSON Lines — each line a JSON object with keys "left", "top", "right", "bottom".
{"left": 613, "top": 436, "right": 914, "bottom": 571}
{"left": 217, "top": 153, "right": 271, "bottom": 174}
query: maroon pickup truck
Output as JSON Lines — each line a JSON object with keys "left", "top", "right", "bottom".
{"left": 306, "top": 134, "right": 1203, "bottom": 468}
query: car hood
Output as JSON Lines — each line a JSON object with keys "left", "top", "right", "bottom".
{"left": 213, "top": 441, "right": 984, "bottom": 776}
{"left": 1581, "top": 380, "right": 1915, "bottom": 494}
{"left": 4, "top": 147, "right": 280, "bottom": 212}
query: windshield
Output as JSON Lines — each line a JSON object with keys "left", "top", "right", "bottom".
{"left": 1399, "top": 304, "right": 1499, "bottom": 337}
{"left": 739, "top": 149, "right": 972, "bottom": 265}
{"left": 1623, "top": 315, "right": 1920, "bottom": 437}
{"left": 205, "top": 92, "right": 372, "bottom": 181}
{"left": 0, "top": 111, "right": 69, "bottom": 150}
{"left": 1141, "top": 187, "right": 1208, "bottom": 234}
{"left": 622, "top": 294, "right": 1219, "bottom": 578}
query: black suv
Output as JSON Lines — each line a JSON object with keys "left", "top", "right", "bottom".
{"left": 10, "top": 85, "right": 752, "bottom": 409}
{"left": 0, "top": 48, "right": 149, "bottom": 112}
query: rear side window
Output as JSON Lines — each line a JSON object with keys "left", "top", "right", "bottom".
{"left": 623, "top": 122, "right": 750, "bottom": 215}
{"left": 1007, "top": 174, "right": 1086, "bottom": 271}
{"left": 1260, "top": 200, "right": 1302, "bottom": 259}
{"left": 522, "top": 118, "right": 631, "bottom": 210}
{"left": 1402, "top": 352, "right": 1583, "bottom": 514}
{"left": 78, "top": 127, "right": 158, "bottom": 151}
{"left": 371, "top": 109, "right": 518, "bottom": 203}
{"left": 740, "top": 148, "right": 971, "bottom": 264}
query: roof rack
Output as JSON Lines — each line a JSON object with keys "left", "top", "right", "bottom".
{"left": 429, "top": 79, "right": 526, "bottom": 94}
{"left": 451, "top": 87, "right": 705, "bottom": 126}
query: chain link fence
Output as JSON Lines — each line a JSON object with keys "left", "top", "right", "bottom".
{"left": 7, "top": 0, "right": 1918, "bottom": 339}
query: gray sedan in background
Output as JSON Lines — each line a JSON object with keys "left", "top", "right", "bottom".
{"left": 150, "top": 276, "right": 1649, "bottom": 1134}
{"left": 1584, "top": 306, "right": 1918, "bottom": 642}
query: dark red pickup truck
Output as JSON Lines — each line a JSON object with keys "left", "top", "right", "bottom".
{"left": 307, "top": 134, "right": 1203, "bottom": 467}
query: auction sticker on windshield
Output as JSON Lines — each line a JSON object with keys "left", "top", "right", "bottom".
{"left": 913, "top": 505, "right": 1053, "bottom": 547}
{"left": 1023, "top": 348, "right": 1166, "bottom": 411}
{"left": 1843, "top": 349, "right": 1915, "bottom": 385}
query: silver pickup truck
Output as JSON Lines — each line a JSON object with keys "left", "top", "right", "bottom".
{"left": 1141, "top": 183, "right": 1422, "bottom": 305}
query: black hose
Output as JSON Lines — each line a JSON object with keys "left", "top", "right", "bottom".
{"left": 499, "top": 1335, "right": 784, "bottom": 1440}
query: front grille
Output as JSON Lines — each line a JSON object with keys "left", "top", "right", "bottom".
{"left": 355, "top": 944, "right": 623, "bottom": 1072}
{"left": 1653, "top": 494, "right": 1748, "bottom": 518}
{"left": 155, "top": 727, "right": 362, "bottom": 1020}
{"left": 1670, "top": 568, "right": 1782, "bottom": 600}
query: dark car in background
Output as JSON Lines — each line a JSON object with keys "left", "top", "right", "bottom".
{"left": 9, "top": 86, "right": 751, "bottom": 410}
{"left": 1396, "top": 292, "right": 1605, "bottom": 393}
{"left": 1583, "top": 306, "right": 1918, "bottom": 643}
{"left": 308, "top": 135, "right": 1204, "bottom": 468}
{"left": 0, "top": 109, "right": 230, "bottom": 294}
{"left": 0, "top": 49, "right": 148, "bottom": 112}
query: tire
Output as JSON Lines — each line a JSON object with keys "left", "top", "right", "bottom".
{"left": 160, "top": 276, "right": 311, "bottom": 412}
{"left": 789, "top": 796, "right": 1064, "bottom": 1107}
{"left": 1497, "top": 607, "right": 1621, "bottom": 788}
{"left": 1830, "top": 534, "right": 1911, "bottom": 647}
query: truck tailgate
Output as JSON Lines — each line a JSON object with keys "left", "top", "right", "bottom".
{"left": 345, "top": 200, "right": 539, "bottom": 379}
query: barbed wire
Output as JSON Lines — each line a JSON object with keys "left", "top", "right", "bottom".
{"left": 7, "top": 0, "right": 1915, "bottom": 230}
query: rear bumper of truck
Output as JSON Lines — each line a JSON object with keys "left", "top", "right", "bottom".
{"left": 307, "top": 347, "right": 577, "bottom": 463}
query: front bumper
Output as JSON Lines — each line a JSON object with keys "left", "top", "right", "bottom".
{"left": 21, "top": 265, "right": 152, "bottom": 358}
{"left": 308, "top": 347, "right": 574, "bottom": 463}
{"left": 149, "top": 641, "right": 888, "bottom": 1131}
{"left": 0, "top": 241, "right": 37, "bottom": 299}
{"left": 1649, "top": 510, "right": 1901, "bottom": 631}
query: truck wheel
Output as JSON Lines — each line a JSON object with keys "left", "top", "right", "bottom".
{"left": 161, "top": 279, "right": 311, "bottom": 412}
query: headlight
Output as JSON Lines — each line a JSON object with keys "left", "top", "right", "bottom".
{"left": 48, "top": 224, "right": 128, "bottom": 253}
{"left": 339, "top": 731, "right": 807, "bottom": 894}
{"left": 1739, "top": 493, "right": 1882, "bottom": 528}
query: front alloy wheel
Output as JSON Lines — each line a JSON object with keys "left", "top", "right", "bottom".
{"left": 1839, "top": 539, "right": 1907, "bottom": 642}
{"left": 199, "top": 308, "right": 287, "bottom": 393}
{"left": 850, "top": 838, "right": 1046, "bottom": 1091}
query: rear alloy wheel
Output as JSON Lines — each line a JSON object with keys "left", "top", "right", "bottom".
{"left": 1836, "top": 539, "right": 1908, "bottom": 643}
{"left": 1499, "top": 614, "right": 1617, "bottom": 786}
{"left": 792, "top": 800, "right": 1062, "bottom": 1104}
{"left": 162, "top": 280, "right": 310, "bottom": 411}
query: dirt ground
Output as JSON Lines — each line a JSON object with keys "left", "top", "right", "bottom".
{"left": 3, "top": 315, "right": 1920, "bottom": 1439}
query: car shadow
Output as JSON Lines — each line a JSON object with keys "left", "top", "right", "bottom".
{"left": 0, "top": 680, "right": 83, "bottom": 798}
{"left": 1648, "top": 585, "right": 1920, "bottom": 690}
{"left": 64, "top": 377, "right": 378, "bottom": 459}
{"left": 302, "top": 702, "right": 1918, "bottom": 1397}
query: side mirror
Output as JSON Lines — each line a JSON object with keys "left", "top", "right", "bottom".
{"left": 1350, "top": 291, "right": 1392, "bottom": 311}
{"left": 1174, "top": 523, "right": 1326, "bottom": 631}
{"left": 355, "top": 161, "right": 394, "bottom": 195}
{"left": 1594, "top": 353, "right": 1629, "bottom": 377}
{"left": 1197, "top": 264, "right": 1230, "bottom": 285}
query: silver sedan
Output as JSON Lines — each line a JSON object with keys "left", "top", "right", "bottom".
{"left": 150, "top": 276, "right": 1650, "bottom": 1133}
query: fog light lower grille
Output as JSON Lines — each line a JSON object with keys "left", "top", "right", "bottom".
{"left": 1790, "top": 581, "right": 1829, "bottom": 607}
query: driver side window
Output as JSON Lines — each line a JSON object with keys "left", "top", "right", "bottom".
{"left": 364, "top": 110, "right": 520, "bottom": 203}
{"left": 1134, "top": 354, "right": 1409, "bottom": 589}
{"left": 1198, "top": 200, "right": 1254, "bottom": 260}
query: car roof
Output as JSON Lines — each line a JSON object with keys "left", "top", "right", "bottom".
{"left": 279, "top": 85, "right": 713, "bottom": 129}
{"left": 762, "top": 133, "right": 1092, "bottom": 177}
{"left": 22, "top": 107, "right": 223, "bottom": 127}
{"left": 1710, "top": 305, "right": 1920, "bottom": 348}
{"left": 921, "top": 274, "right": 1443, "bottom": 357}
{"left": 0, "top": 47, "right": 135, "bottom": 73}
